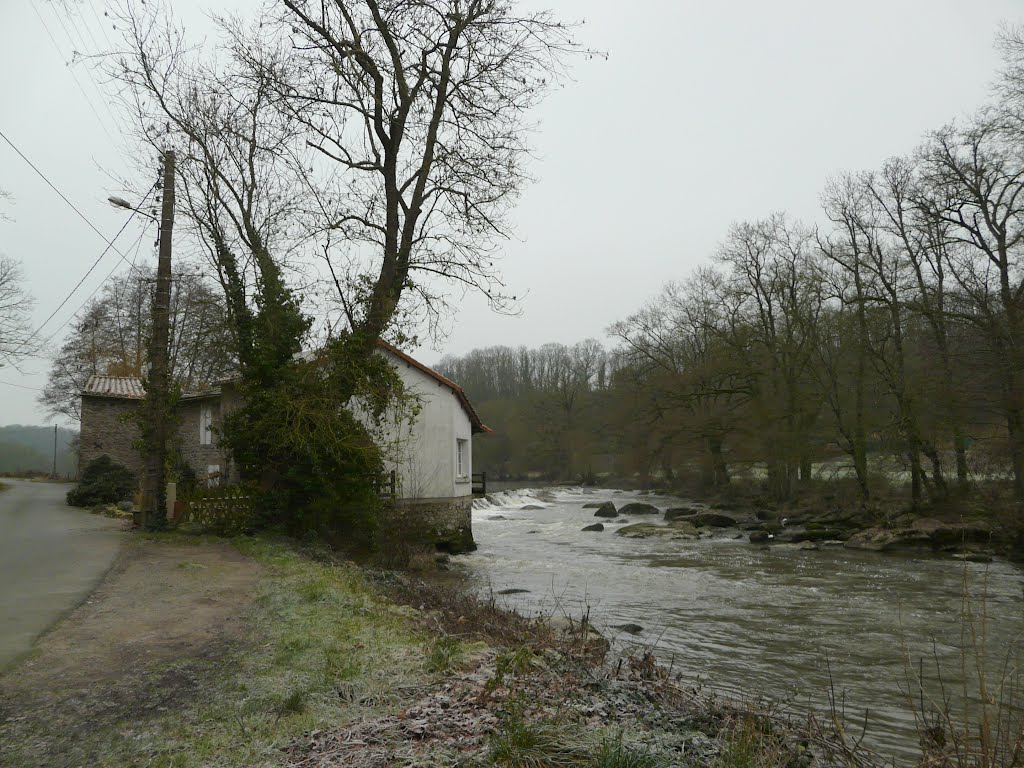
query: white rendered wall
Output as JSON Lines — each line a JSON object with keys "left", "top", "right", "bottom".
{"left": 363, "top": 350, "right": 474, "bottom": 501}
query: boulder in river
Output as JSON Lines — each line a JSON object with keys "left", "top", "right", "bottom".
{"left": 618, "top": 502, "right": 660, "bottom": 515}
{"left": 593, "top": 502, "right": 618, "bottom": 518}
{"left": 690, "top": 512, "right": 737, "bottom": 528}
{"left": 844, "top": 527, "right": 932, "bottom": 552}
{"left": 582, "top": 523, "right": 605, "bottom": 532}
{"left": 521, "top": 504, "right": 545, "bottom": 510}
{"left": 664, "top": 507, "right": 698, "bottom": 521}
{"left": 782, "top": 528, "right": 847, "bottom": 543}
{"left": 612, "top": 623, "right": 644, "bottom": 635}
{"left": 497, "top": 588, "right": 530, "bottom": 595}
{"left": 582, "top": 502, "right": 605, "bottom": 509}
{"left": 617, "top": 522, "right": 698, "bottom": 540}
{"left": 749, "top": 531, "right": 772, "bottom": 544}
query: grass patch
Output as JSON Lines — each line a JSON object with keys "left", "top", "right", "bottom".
{"left": 0, "top": 535, "right": 436, "bottom": 767}
{"left": 592, "top": 733, "right": 668, "bottom": 768}
{"left": 488, "top": 712, "right": 590, "bottom": 767}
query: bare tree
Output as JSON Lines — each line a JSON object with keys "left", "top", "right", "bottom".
{"left": 916, "top": 117, "right": 1024, "bottom": 502}
{"left": 115, "top": 0, "right": 583, "bottom": 369}
{"left": 39, "top": 268, "right": 236, "bottom": 419}
{"left": 268, "top": 0, "right": 581, "bottom": 344}
{"left": 717, "top": 214, "right": 824, "bottom": 499}
{"left": 0, "top": 256, "right": 34, "bottom": 366}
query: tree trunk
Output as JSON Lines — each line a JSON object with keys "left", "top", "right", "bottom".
{"left": 923, "top": 444, "right": 948, "bottom": 499}
{"left": 953, "top": 432, "right": 970, "bottom": 492}
{"left": 908, "top": 448, "right": 924, "bottom": 512}
{"left": 707, "top": 436, "right": 729, "bottom": 488}
{"left": 852, "top": 434, "right": 869, "bottom": 503}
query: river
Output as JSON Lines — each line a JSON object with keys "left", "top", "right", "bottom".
{"left": 456, "top": 486, "right": 1024, "bottom": 765}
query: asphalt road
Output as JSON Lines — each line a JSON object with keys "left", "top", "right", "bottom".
{"left": 0, "top": 479, "right": 123, "bottom": 670}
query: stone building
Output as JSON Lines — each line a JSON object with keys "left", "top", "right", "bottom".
{"left": 78, "top": 343, "right": 489, "bottom": 551}
{"left": 79, "top": 377, "right": 234, "bottom": 484}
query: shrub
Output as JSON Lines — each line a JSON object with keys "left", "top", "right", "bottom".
{"left": 67, "top": 456, "right": 138, "bottom": 507}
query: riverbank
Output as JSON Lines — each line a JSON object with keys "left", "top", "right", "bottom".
{"left": 0, "top": 532, "right": 877, "bottom": 767}
{"left": 669, "top": 481, "right": 1024, "bottom": 561}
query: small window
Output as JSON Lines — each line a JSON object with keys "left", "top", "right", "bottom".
{"left": 456, "top": 438, "right": 468, "bottom": 478}
{"left": 200, "top": 404, "right": 214, "bottom": 445}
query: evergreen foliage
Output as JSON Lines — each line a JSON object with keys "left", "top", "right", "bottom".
{"left": 67, "top": 455, "right": 138, "bottom": 507}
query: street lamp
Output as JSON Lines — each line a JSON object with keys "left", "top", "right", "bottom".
{"left": 108, "top": 195, "right": 158, "bottom": 221}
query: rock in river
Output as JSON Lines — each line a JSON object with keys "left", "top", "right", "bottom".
{"left": 617, "top": 521, "right": 698, "bottom": 539}
{"left": 612, "top": 623, "right": 644, "bottom": 635}
{"left": 521, "top": 504, "right": 545, "bottom": 510}
{"left": 690, "top": 512, "right": 737, "bottom": 528}
{"left": 498, "top": 588, "right": 530, "bottom": 595}
{"left": 664, "top": 507, "right": 698, "bottom": 521}
{"left": 749, "top": 531, "right": 772, "bottom": 544}
{"left": 618, "top": 502, "right": 660, "bottom": 515}
{"left": 582, "top": 523, "right": 605, "bottom": 532}
{"left": 593, "top": 501, "right": 618, "bottom": 518}
{"left": 582, "top": 502, "right": 606, "bottom": 509}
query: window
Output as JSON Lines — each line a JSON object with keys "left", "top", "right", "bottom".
{"left": 456, "top": 438, "right": 468, "bottom": 479}
{"left": 199, "top": 404, "right": 214, "bottom": 445}
{"left": 206, "top": 464, "right": 221, "bottom": 487}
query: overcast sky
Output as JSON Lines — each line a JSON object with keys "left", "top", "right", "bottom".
{"left": 1, "top": 0, "right": 1020, "bottom": 426}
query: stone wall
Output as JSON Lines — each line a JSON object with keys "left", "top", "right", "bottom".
{"left": 175, "top": 397, "right": 229, "bottom": 481}
{"left": 78, "top": 397, "right": 144, "bottom": 478}
{"left": 79, "top": 394, "right": 233, "bottom": 485}
{"left": 381, "top": 496, "right": 476, "bottom": 553}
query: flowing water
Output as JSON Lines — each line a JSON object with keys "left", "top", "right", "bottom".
{"left": 457, "top": 487, "right": 1024, "bottom": 764}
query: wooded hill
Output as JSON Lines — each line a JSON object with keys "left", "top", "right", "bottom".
{"left": 0, "top": 425, "right": 78, "bottom": 477}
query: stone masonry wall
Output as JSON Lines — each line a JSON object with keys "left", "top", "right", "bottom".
{"left": 78, "top": 397, "right": 144, "bottom": 478}
{"left": 381, "top": 496, "right": 476, "bottom": 553}
{"left": 80, "top": 395, "right": 231, "bottom": 485}
{"left": 175, "top": 398, "right": 229, "bottom": 481}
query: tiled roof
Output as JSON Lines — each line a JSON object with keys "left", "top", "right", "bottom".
{"left": 81, "top": 376, "right": 221, "bottom": 401}
{"left": 82, "top": 376, "right": 146, "bottom": 399}
{"left": 376, "top": 341, "right": 493, "bottom": 434}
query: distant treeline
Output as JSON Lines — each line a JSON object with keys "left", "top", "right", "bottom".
{"left": 0, "top": 425, "right": 78, "bottom": 477}
{"left": 439, "top": 34, "right": 1024, "bottom": 512}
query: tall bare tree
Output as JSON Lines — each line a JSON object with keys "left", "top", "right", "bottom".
{"left": 0, "top": 256, "right": 34, "bottom": 366}
{"left": 39, "top": 268, "right": 236, "bottom": 419}
{"left": 916, "top": 117, "right": 1024, "bottom": 502}
{"left": 116, "top": 0, "right": 582, "bottom": 368}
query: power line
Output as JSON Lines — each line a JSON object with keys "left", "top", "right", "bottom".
{"left": 27, "top": 0, "right": 123, "bottom": 154}
{"left": 10, "top": 185, "right": 156, "bottom": 358}
{"left": 0, "top": 379, "right": 43, "bottom": 392}
{"left": 40, "top": 227, "right": 150, "bottom": 347}
{"left": 0, "top": 127, "right": 152, "bottom": 279}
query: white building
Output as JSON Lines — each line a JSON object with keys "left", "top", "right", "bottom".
{"left": 368, "top": 342, "right": 491, "bottom": 551}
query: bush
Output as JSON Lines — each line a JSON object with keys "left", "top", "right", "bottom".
{"left": 67, "top": 456, "right": 138, "bottom": 507}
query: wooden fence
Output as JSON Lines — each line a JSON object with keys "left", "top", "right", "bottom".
{"left": 174, "top": 484, "right": 254, "bottom": 535}
{"left": 472, "top": 471, "right": 487, "bottom": 496}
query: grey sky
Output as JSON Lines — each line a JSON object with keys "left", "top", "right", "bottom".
{"left": 0, "top": 0, "right": 1019, "bottom": 426}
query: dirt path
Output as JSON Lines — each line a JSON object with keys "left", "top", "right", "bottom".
{"left": 0, "top": 537, "right": 261, "bottom": 767}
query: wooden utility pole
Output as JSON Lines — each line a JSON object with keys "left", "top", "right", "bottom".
{"left": 141, "top": 151, "right": 175, "bottom": 529}
{"left": 52, "top": 425, "right": 57, "bottom": 478}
